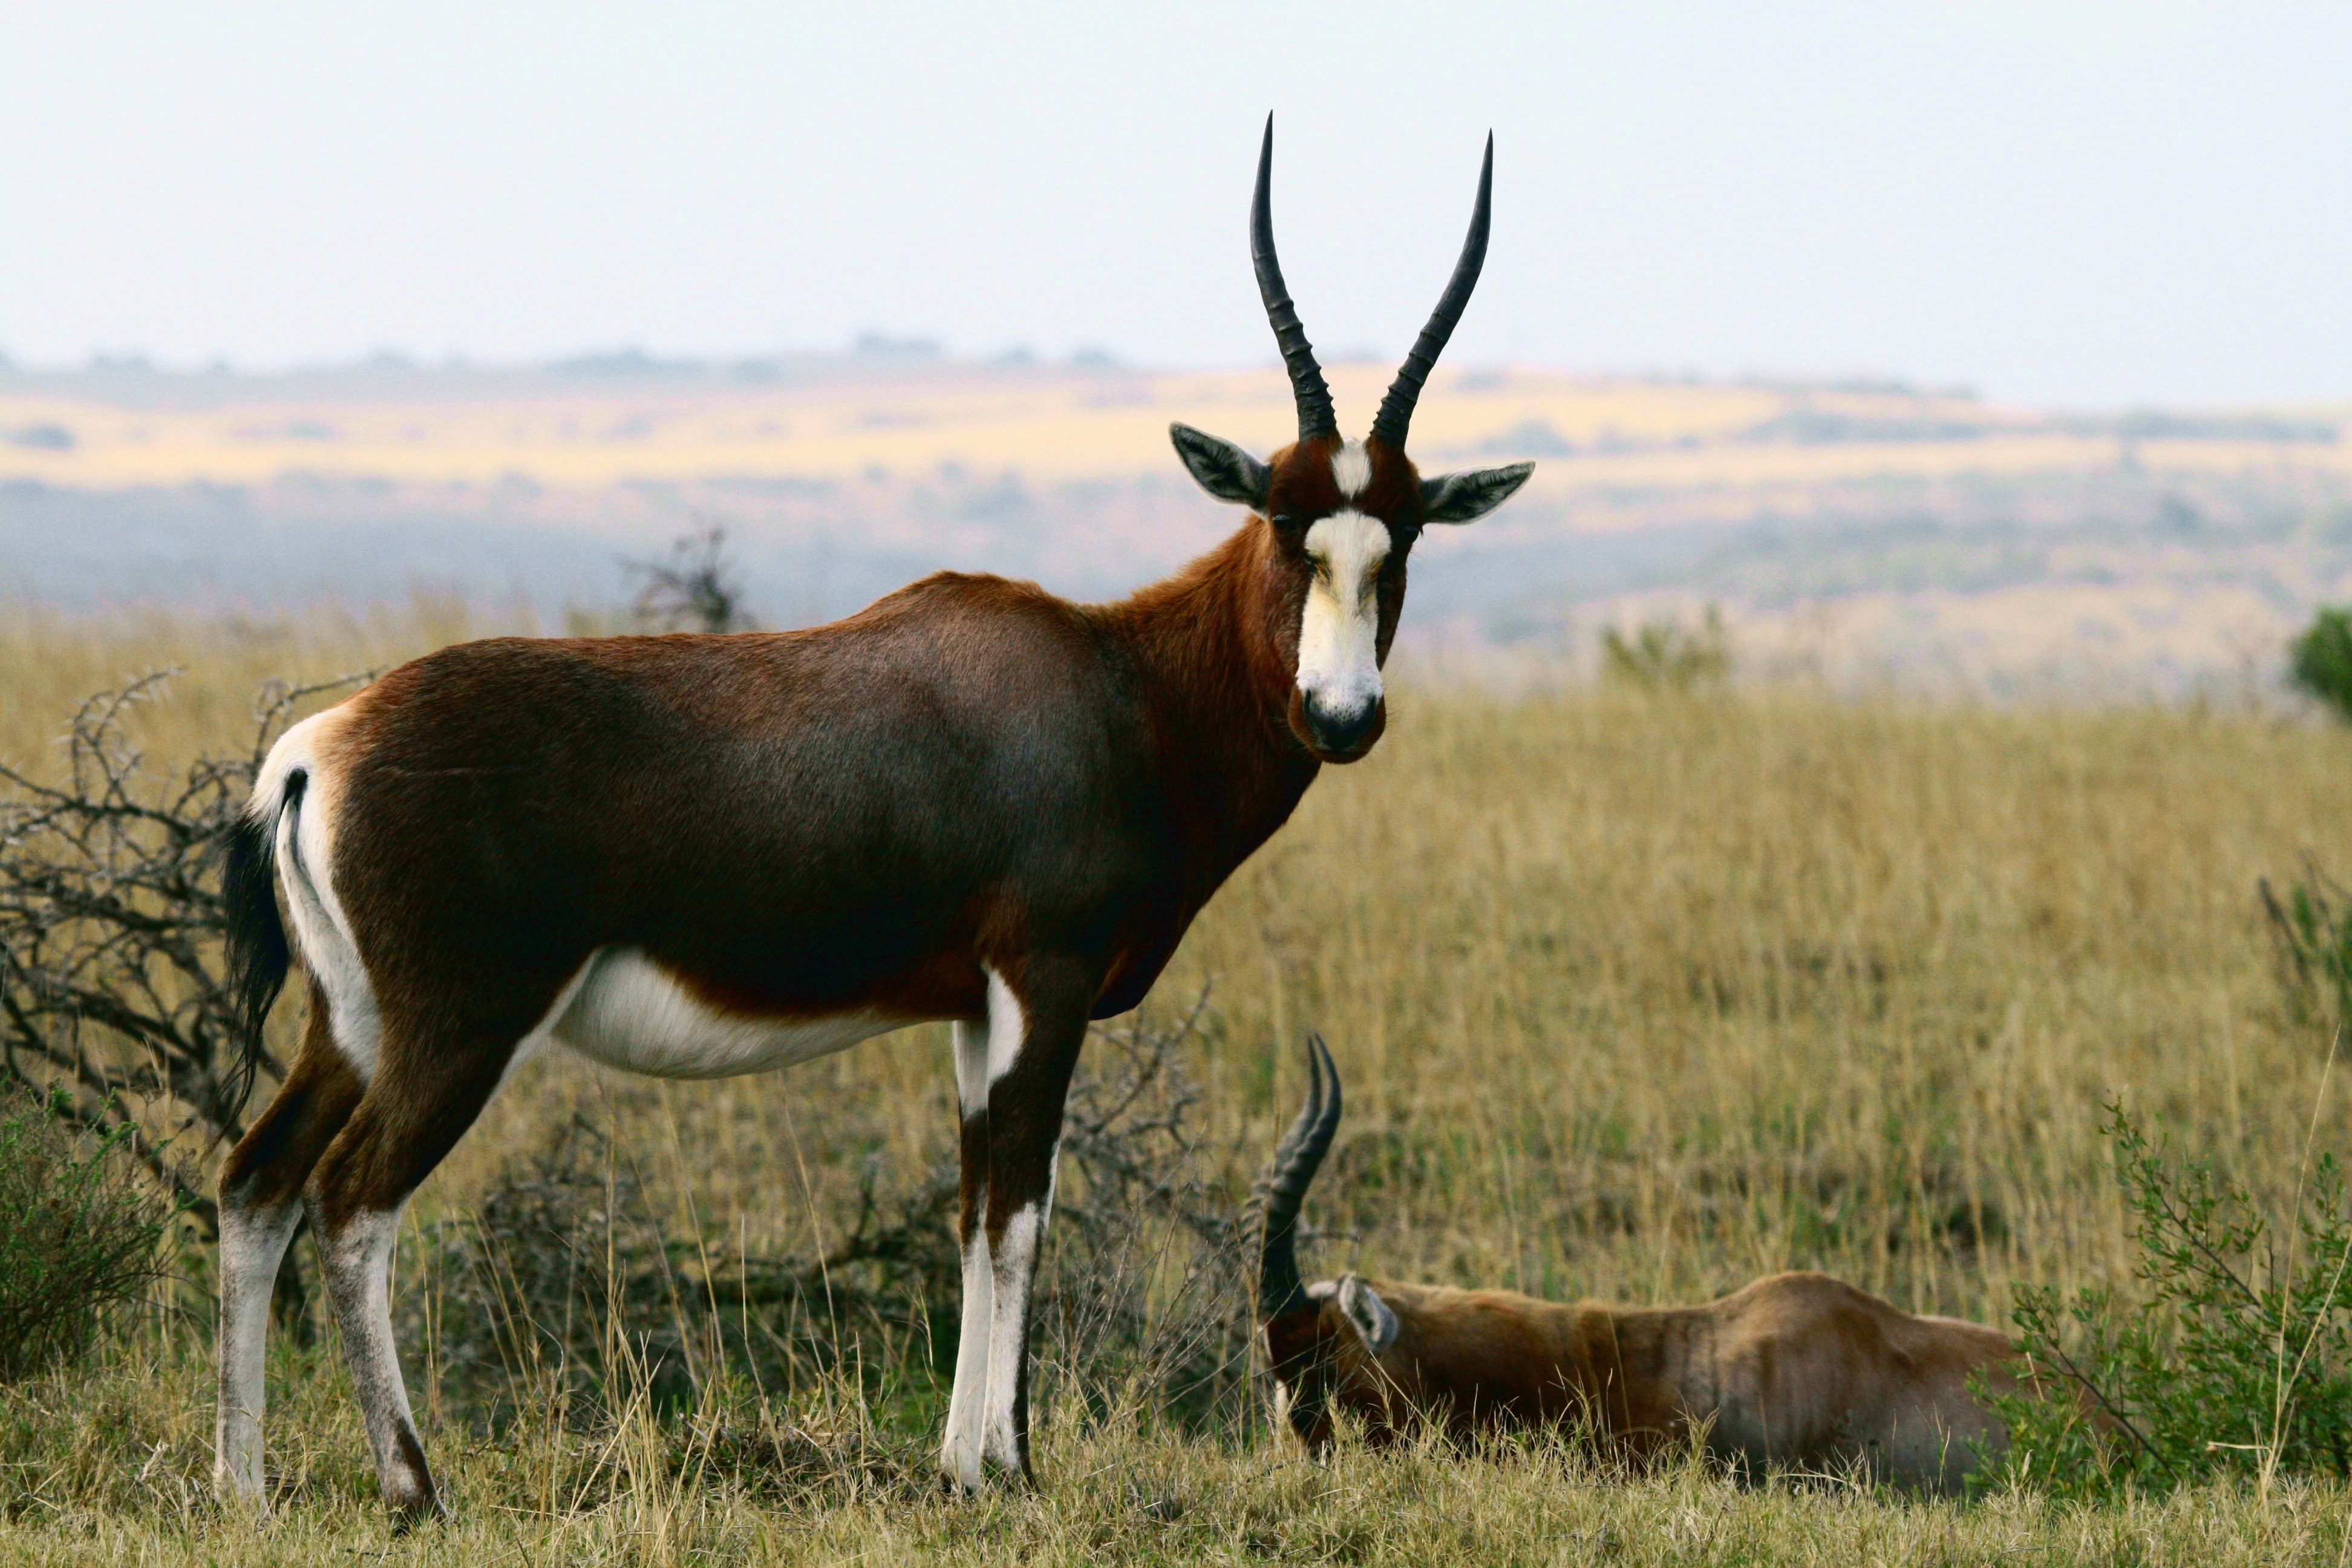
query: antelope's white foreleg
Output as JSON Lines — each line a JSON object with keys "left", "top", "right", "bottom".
{"left": 942, "top": 1008, "right": 996, "bottom": 1489}
{"left": 975, "top": 963, "right": 1089, "bottom": 1482}
{"left": 943, "top": 964, "right": 1079, "bottom": 1488}
{"left": 981, "top": 1183, "right": 1053, "bottom": 1471}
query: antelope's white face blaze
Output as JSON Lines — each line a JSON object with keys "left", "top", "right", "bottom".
{"left": 1296, "top": 504, "right": 1390, "bottom": 731}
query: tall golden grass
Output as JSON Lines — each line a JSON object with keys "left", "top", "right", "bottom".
{"left": 3, "top": 605, "right": 2349, "bottom": 1563}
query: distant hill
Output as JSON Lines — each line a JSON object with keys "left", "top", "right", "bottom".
{"left": 4, "top": 353, "right": 2347, "bottom": 694}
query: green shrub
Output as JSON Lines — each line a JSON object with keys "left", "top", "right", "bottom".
{"left": 0, "top": 1088, "right": 168, "bottom": 1382}
{"left": 1983, "top": 1103, "right": 2352, "bottom": 1498}
{"left": 2288, "top": 606, "right": 2352, "bottom": 722}
{"left": 1599, "top": 606, "right": 1731, "bottom": 693}
{"left": 2260, "top": 860, "right": 2352, "bottom": 1039}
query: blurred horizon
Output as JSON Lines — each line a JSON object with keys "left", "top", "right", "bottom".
{"left": 8, "top": 347, "right": 2348, "bottom": 700}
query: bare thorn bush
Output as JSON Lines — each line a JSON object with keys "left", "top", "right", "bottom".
{"left": 624, "top": 526, "right": 751, "bottom": 634}
{"left": 0, "top": 671, "right": 366, "bottom": 1231}
{"left": 411, "top": 995, "right": 1248, "bottom": 1457}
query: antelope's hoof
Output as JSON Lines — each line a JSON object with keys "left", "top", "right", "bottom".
{"left": 937, "top": 1460, "right": 1036, "bottom": 1497}
{"left": 386, "top": 1488, "right": 449, "bottom": 1534}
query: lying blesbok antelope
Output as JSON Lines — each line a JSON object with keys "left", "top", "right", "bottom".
{"left": 1249, "top": 1039, "right": 2027, "bottom": 1492}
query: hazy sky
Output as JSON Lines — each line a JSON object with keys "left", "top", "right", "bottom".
{"left": 5, "top": 2, "right": 2347, "bottom": 407}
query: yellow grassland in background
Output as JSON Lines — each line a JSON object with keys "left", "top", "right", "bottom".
{"left": 3, "top": 606, "right": 2350, "bottom": 1563}
{"left": 4, "top": 366, "right": 2343, "bottom": 502}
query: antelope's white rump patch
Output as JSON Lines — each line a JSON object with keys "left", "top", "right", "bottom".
{"left": 253, "top": 705, "right": 382, "bottom": 1082}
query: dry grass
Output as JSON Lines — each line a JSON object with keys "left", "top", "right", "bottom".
{"left": 3, "top": 606, "right": 2350, "bottom": 1562}
{"left": 7, "top": 1339, "right": 2351, "bottom": 1567}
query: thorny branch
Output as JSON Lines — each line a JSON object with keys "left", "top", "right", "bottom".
{"left": 1056, "top": 987, "right": 1234, "bottom": 1247}
{"left": 623, "top": 526, "right": 751, "bottom": 635}
{"left": 417, "top": 995, "right": 1256, "bottom": 1432}
{"left": 0, "top": 670, "right": 373, "bottom": 1236}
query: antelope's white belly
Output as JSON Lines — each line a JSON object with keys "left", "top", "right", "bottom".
{"left": 546, "top": 946, "right": 903, "bottom": 1079}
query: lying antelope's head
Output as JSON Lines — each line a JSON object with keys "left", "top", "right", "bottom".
{"left": 1247, "top": 1035, "right": 1409, "bottom": 1451}
{"left": 1172, "top": 120, "right": 1534, "bottom": 765}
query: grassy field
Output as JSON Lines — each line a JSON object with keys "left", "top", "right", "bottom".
{"left": 4, "top": 607, "right": 2351, "bottom": 1563}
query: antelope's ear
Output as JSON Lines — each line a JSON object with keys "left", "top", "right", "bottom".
{"left": 1170, "top": 423, "right": 1271, "bottom": 507}
{"left": 1420, "top": 462, "right": 1534, "bottom": 524}
{"left": 1335, "top": 1273, "right": 1399, "bottom": 1356}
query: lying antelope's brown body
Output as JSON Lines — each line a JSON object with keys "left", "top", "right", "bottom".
{"left": 1252, "top": 1042, "right": 2023, "bottom": 1493}
{"left": 1275, "top": 1270, "right": 2019, "bottom": 1492}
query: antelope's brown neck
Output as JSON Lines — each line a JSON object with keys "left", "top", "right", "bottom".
{"left": 1106, "top": 520, "right": 1320, "bottom": 907}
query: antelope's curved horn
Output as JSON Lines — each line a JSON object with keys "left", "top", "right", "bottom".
{"left": 1253, "top": 116, "right": 1338, "bottom": 442}
{"left": 1368, "top": 134, "right": 1494, "bottom": 452}
{"left": 1248, "top": 1034, "right": 1344, "bottom": 1321}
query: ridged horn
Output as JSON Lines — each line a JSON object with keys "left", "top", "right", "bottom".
{"left": 1368, "top": 134, "right": 1494, "bottom": 451}
{"left": 1247, "top": 1034, "right": 1344, "bottom": 1321}
{"left": 1252, "top": 116, "right": 1338, "bottom": 442}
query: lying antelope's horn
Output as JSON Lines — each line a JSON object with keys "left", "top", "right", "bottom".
{"left": 1368, "top": 134, "right": 1494, "bottom": 452}
{"left": 1247, "top": 1034, "right": 1344, "bottom": 1321}
{"left": 1253, "top": 116, "right": 1338, "bottom": 443}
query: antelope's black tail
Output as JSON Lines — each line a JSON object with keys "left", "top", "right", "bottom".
{"left": 220, "top": 771, "right": 301, "bottom": 1118}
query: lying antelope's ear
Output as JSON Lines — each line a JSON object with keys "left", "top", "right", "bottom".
{"left": 1420, "top": 462, "right": 1534, "bottom": 524}
{"left": 1335, "top": 1273, "right": 1399, "bottom": 1356}
{"left": 1170, "top": 423, "right": 1272, "bottom": 508}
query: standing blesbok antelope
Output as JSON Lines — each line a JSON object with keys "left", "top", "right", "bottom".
{"left": 1250, "top": 1039, "right": 2027, "bottom": 1493}
{"left": 212, "top": 119, "right": 1535, "bottom": 1517}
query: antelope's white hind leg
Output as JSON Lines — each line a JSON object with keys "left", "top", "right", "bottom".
{"left": 212, "top": 996, "right": 365, "bottom": 1507}
{"left": 303, "top": 1016, "right": 529, "bottom": 1522}
{"left": 310, "top": 1200, "right": 436, "bottom": 1518}
{"left": 214, "top": 1196, "right": 301, "bottom": 1504}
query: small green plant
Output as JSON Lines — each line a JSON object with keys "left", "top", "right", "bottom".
{"left": 1982, "top": 1103, "right": 2352, "bottom": 1498}
{"left": 2289, "top": 606, "right": 2352, "bottom": 722}
{"left": 0, "top": 1086, "right": 168, "bottom": 1382}
{"left": 1599, "top": 606, "right": 1731, "bottom": 693}
{"left": 2261, "top": 860, "right": 2352, "bottom": 1038}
